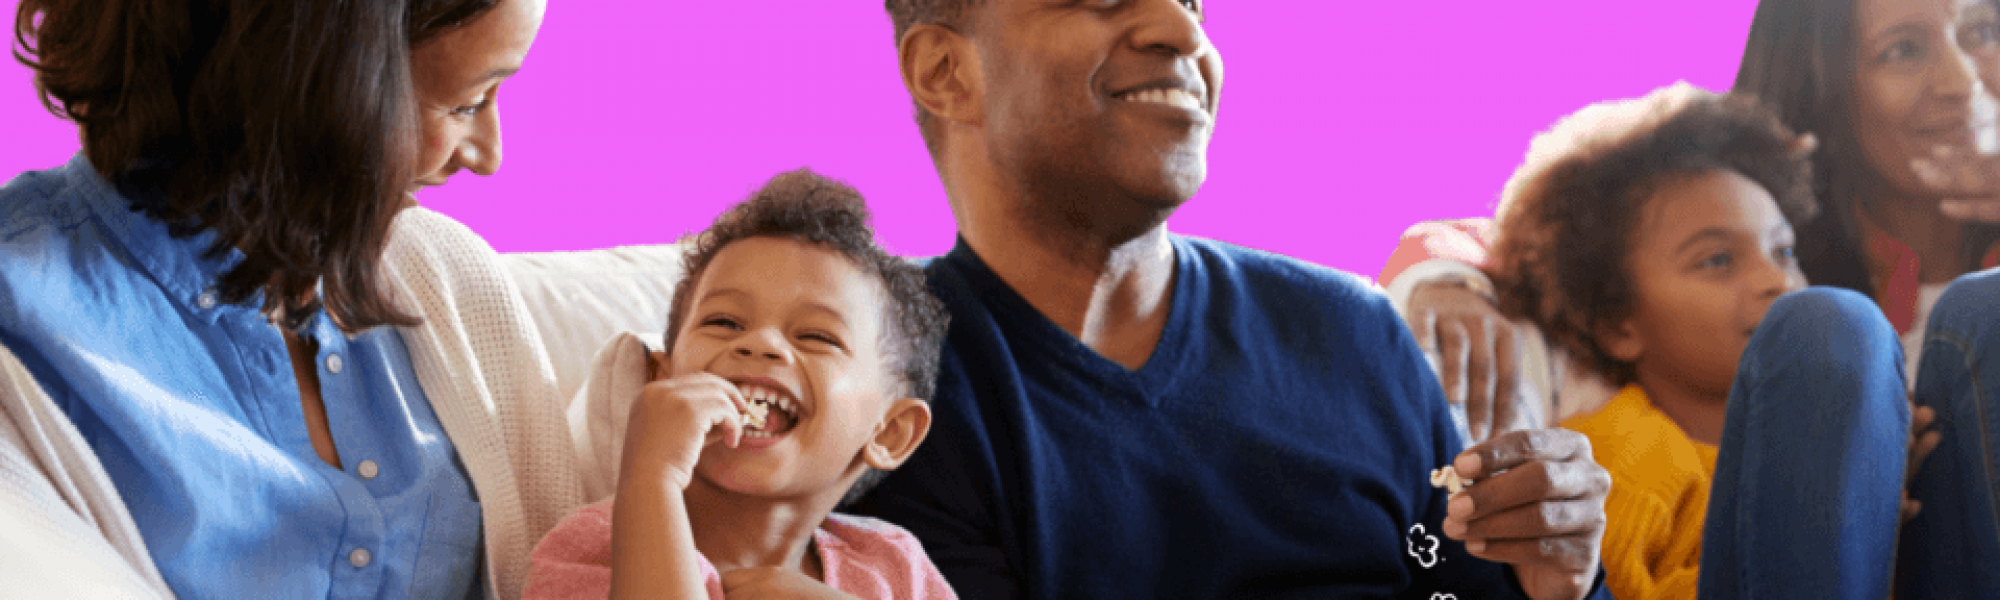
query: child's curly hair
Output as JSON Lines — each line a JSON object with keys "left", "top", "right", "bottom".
{"left": 1488, "top": 82, "right": 1817, "bottom": 385}
{"left": 662, "top": 168, "right": 950, "bottom": 506}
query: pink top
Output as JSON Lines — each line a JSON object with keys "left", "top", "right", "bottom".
{"left": 1377, "top": 216, "right": 2000, "bottom": 336}
{"left": 524, "top": 500, "right": 958, "bottom": 599}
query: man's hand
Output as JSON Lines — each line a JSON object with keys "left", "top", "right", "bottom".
{"left": 1407, "top": 280, "right": 1538, "bottom": 442}
{"left": 617, "top": 373, "right": 751, "bottom": 491}
{"left": 1440, "top": 428, "right": 1610, "bottom": 600}
{"left": 720, "top": 567, "right": 858, "bottom": 600}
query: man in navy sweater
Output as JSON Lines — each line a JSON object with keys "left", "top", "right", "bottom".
{"left": 851, "top": 1, "right": 1613, "bottom": 598}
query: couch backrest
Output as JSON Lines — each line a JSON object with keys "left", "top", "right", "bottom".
{"left": 502, "top": 244, "right": 684, "bottom": 402}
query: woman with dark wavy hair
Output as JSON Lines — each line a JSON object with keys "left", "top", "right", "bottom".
{"left": 1709, "top": 1, "right": 2000, "bottom": 598}
{"left": 0, "top": 0, "right": 569, "bottom": 597}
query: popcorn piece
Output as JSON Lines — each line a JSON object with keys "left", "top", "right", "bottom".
{"left": 743, "top": 401, "right": 769, "bottom": 429}
{"left": 1430, "top": 466, "right": 1467, "bottom": 494}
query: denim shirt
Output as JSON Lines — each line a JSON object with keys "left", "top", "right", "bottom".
{"left": 0, "top": 154, "right": 484, "bottom": 599}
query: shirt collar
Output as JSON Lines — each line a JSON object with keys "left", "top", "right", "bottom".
{"left": 1855, "top": 206, "right": 2000, "bottom": 333}
{"left": 67, "top": 152, "right": 257, "bottom": 318}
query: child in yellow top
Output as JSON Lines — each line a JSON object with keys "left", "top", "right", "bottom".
{"left": 1484, "top": 82, "right": 1815, "bottom": 600}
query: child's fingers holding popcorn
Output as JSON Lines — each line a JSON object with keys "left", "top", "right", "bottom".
{"left": 620, "top": 373, "right": 755, "bottom": 490}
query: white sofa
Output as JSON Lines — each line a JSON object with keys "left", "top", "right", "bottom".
{"left": 502, "top": 243, "right": 686, "bottom": 402}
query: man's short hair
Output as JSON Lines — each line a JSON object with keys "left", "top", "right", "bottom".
{"left": 1487, "top": 82, "right": 1817, "bottom": 385}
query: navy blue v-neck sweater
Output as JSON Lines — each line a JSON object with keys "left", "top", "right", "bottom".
{"left": 854, "top": 237, "right": 1605, "bottom": 599}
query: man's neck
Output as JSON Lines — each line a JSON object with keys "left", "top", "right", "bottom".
{"left": 681, "top": 477, "right": 840, "bottom": 578}
{"left": 952, "top": 172, "right": 1179, "bottom": 371}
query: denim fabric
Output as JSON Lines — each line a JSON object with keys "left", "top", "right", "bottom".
{"left": 1900, "top": 269, "right": 2000, "bottom": 599}
{"left": 1699, "top": 287, "right": 1909, "bottom": 599}
{"left": 0, "top": 154, "right": 484, "bottom": 598}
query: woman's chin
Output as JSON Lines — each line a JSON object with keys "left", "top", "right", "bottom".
{"left": 410, "top": 176, "right": 452, "bottom": 193}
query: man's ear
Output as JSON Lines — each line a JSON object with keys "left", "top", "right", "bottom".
{"left": 1597, "top": 318, "right": 1645, "bottom": 363}
{"left": 863, "top": 397, "right": 933, "bottom": 470}
{"left": 899, "top": 23, "right": 983, "bottom": 127}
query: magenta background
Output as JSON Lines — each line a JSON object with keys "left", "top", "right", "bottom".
{"left": 0, "top": 2, "right": 1753, "bottom": 279}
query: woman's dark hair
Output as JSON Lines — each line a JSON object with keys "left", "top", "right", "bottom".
{"left": 1733, "top": 0, "right": 2000, "bottom": 297}
{"left": 13, "top": 0, "right": 499, "bottom": 331}
{"left": 1489, "top": 84, "right": 1817, "bottom": 385}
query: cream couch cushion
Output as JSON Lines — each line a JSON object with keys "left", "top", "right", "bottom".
{"left": 501, "top": 244, "right": 686, "bottom": 403}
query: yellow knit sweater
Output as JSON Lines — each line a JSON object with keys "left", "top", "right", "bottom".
{"left": 1559, "top": 385, "right": 1717, "bottom": 600}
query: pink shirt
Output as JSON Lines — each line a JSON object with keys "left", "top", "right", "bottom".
{"left": 1377, "top": 216, "right": 2000, "bottom": 336}
{"left": 524, "top": 500, "right": 958, "bottom": 599}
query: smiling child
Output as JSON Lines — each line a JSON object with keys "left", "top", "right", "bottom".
{"left": 523, "top": 170, "right": 954, "bottom": 599}
{"left": 1485, "top": 83, "right": 1819, "bottom": 600}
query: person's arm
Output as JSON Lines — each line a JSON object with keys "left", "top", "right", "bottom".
{"left": 1440, "top": 429, "right": 1613, "bottom": 600}
{"left": 610, "top": 473, "right": 709, "bottom": 599}
{"left": 1378, "top": 304, "right": 1610, "bottom": 600}
{"left": 607, "top": 373, "right": 750, "bottom": 599}
{"left": 382, "top": 206, "right": 587, "bottom": 600}
{"left": 1597, "top": 489, "right": 1699, "bottom": 600}
{"left": 521, "top": 502, "right": 618, "bottom": 599}
{"left": 1380, "top": 218, "right": 1563, "bottom": 442}
{"left": 0, "top": 343, "right": 174, "bottom": 598}
{"left": 1377, "top": 218, "right": 1498, "bottom": 295}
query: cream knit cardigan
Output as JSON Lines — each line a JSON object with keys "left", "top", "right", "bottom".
{"left": 0, "top": 207, "right": 587, "bottom": 599}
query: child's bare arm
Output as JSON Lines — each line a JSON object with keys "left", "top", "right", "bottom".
{"left": 609, "top": 374, "right": 750, "bottom": 600}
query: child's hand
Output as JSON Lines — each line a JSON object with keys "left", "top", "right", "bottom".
{"left": 719, "top": 567, "right": 858, "bottom": 600}
{"left": 1904, "top": 396, "right": 1943, "bottom": 523}
{"left": 618, "top": 372, "right": 752, "bottom": 491}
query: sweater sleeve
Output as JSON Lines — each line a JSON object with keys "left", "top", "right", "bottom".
{"left": 0, "top": 343, "right": 175, "bottom": 599}
{"left": 1374, "top": 296, "right": 1610, "bottom": 600}
{"left": 1377, "top": 218, "right": 1496, "bottom": 285}
{"left": 383, "top": 207, "right": 587, "bottom": 600}
{"left": 1598, "top": 475, "right": 1702, "bottom": 600}
{"left": 523, "top": 501, "right": 617, "bottom": 600}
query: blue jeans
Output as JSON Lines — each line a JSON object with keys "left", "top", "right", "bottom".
{"left": 1899, "top": 269, "right": 2000, "bottom": 599}
{"left": 1698, "top": 287, "right": 1910, "bottom": 599}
